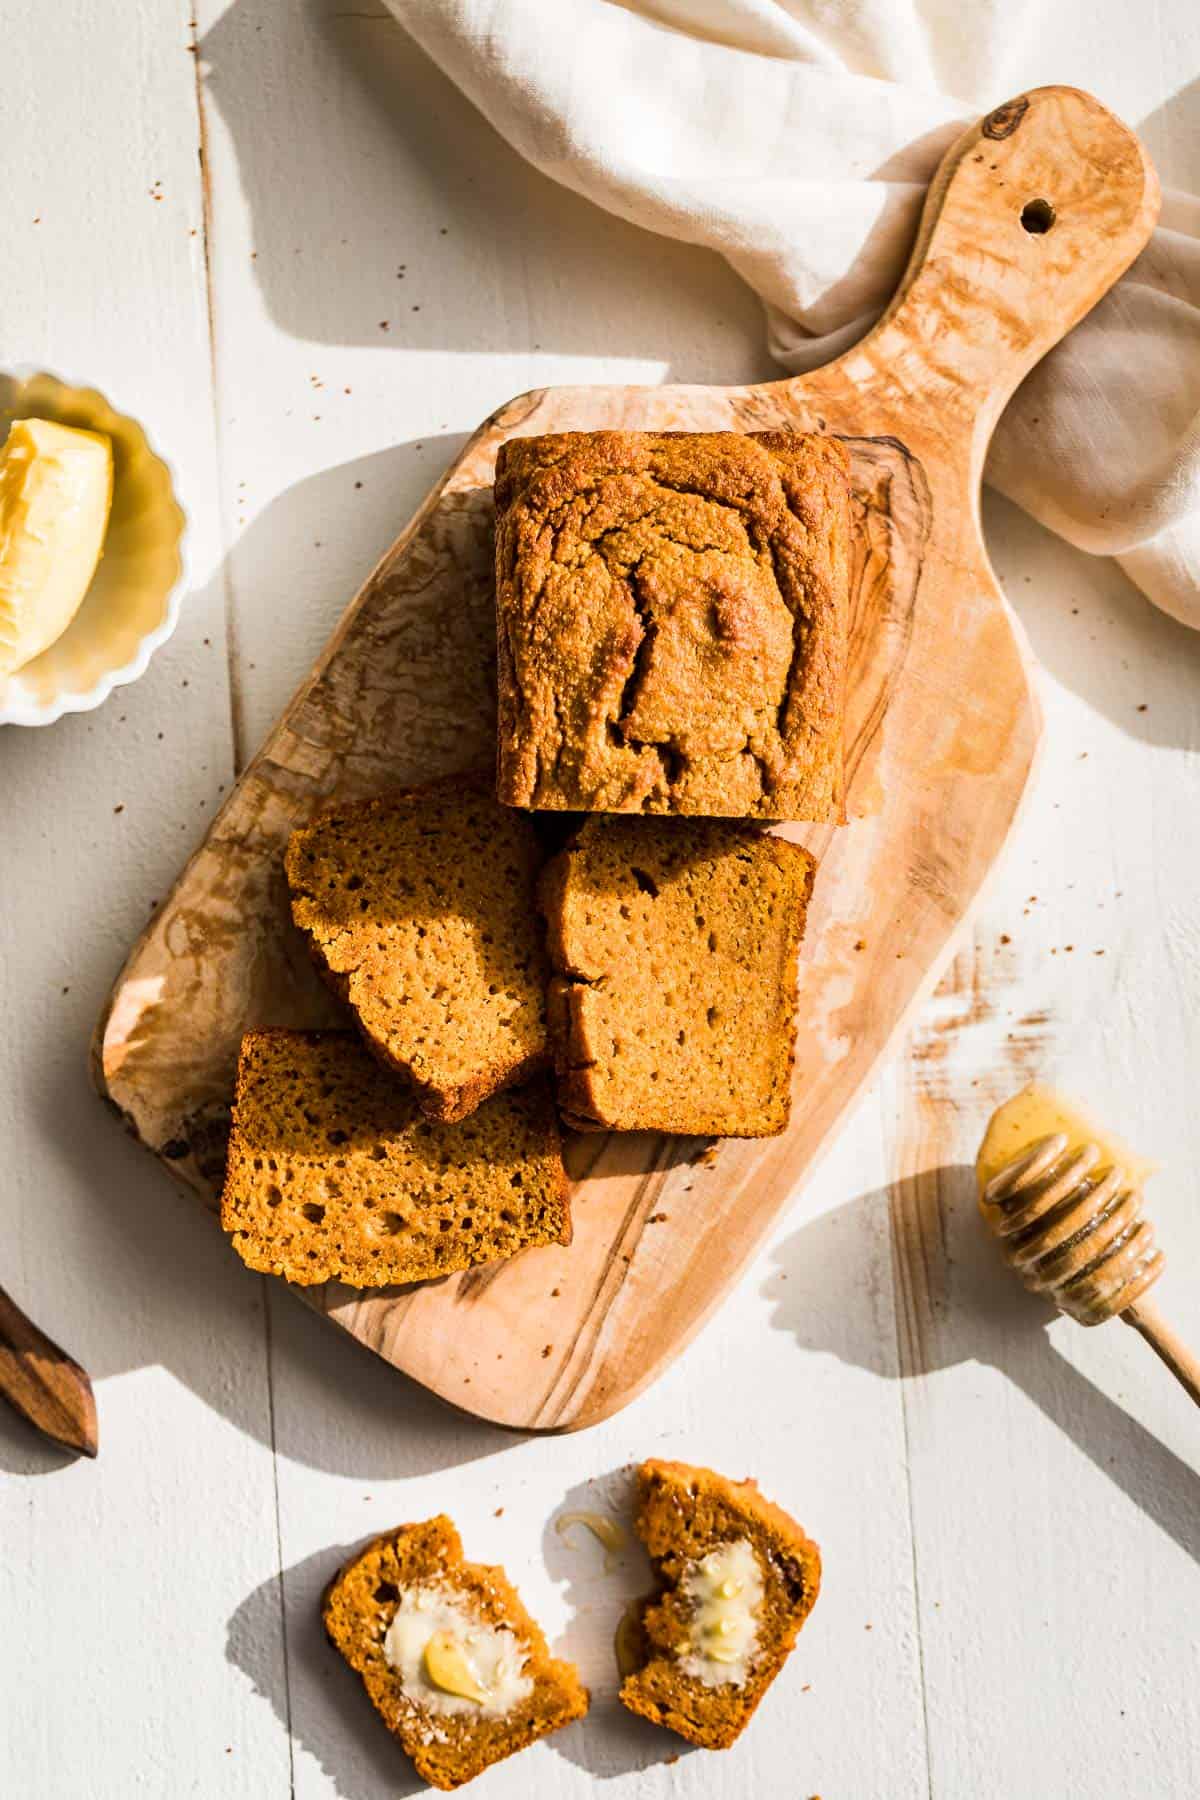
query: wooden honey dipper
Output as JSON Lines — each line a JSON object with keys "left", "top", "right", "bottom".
{"left": 979, "top": 1098, "right": 1200, "bottom": 1408}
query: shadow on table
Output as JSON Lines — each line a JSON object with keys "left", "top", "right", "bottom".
{"left": 227, "top": 1541, "right": 425, "bottom": 1800}
{"left": 0, "top": 431, "right": 524, "bottom": 1483}
{"left": 763, "top": 1163, "right": 1200, "bottom": 1568}
{"left": 539, "top": 1465, "right": 693, "bottom": 1783}
{"left": 197, "top": 0, "right": 773, "bottom": 379}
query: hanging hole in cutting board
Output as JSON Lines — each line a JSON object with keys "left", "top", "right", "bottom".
{"left": 1020, "top": 197, "right": 1056, "bottom": 234}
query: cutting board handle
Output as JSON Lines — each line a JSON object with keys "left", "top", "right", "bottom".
{"left": 839, "top": 86, "right": 1159, "bottom": 473}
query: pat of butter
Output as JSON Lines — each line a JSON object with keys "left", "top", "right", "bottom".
{"left": 0, "top": 417, "right": 113, "bottom": 676}
{"left": 679, "top": 1539, "right": 763, "bottom": 1687}
{"left": 423, "top": 1628, "right": 490, "bottom": 1704}
{"left": 976, "top": 1081, "right": 1158, "bottom": 1198}
{"left": 382, "top": 1586, "right": 532, "bottom": 1719}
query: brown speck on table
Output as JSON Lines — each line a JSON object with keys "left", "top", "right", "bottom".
{"left": 113, "top": 804, "right": 124, "bottom": 814}
{"left": 865, "top": 1622, "right": 873, "bottom": 1631}
{"left": 412, "top": 304, "right": 421, "bottom": 312}
{"left": 550, "top": 1286, "right": 561, "bottom": 1297}
{"left": 379, "top": 320, "right": 390, "bottom": 331}
{"left": 494, "top": 1506, "right": 503, "bottom": 1516}
{"left": 541, "top": 1344, "right": 552, "bottom": 1358}
{"left": 61, "top": 986, "right": 69, "bottom": 995}
{"left": 854, "top": 937, "right": 866, "bottom": 951}
{"left": 1137, "top": 703, "right": 1148, "bottom": 712}
{"left": 32, "top": 215, "right": 40, "bottom": 224}
{"left": 1095, "top": 948, "right": 1105, "bottom": 956}
{"left": 344, "top": 387, "right": 352, "bottom": 394}
{"left": 999, "top": 933, "right": 1011, "bottom": 944}
{"left": 354, "top": 480, "right": 363, "bottom": 489}
{"left": 648, "top": 1212, "right": 668, "bottom": 1223}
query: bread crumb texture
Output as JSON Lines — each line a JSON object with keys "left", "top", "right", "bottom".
{"left": 286, "top": 782, "right": 550, "bottom": 1121}
{"left": 620, "top": 1459, "right": 821, "bottom": 1750}
{"left": 539, "top": 816, "right": 816, "bottom": 1136}
{"left": 324, "top": 1516, "right": 588, "bottom": 1790}
{"left": 495, "top": 430, "right": 849, "bottom": 819}
{"left": 220, "top": 1030, "right": 569, "bottom": 1286}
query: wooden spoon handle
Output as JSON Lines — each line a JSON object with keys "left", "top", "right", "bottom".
{"left": 0, "top": 1283, "right": 98, "bottom": 1457}
{"left": 1123, "top": 1298, "right": 1200, "bottom": 1409}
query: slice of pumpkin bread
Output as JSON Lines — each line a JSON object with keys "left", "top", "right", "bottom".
{"left": 539, "top": 816, "right": 816, "bottom": 1137}
{"left": 325, "top": 1516, "right": 588, "bottom": 1790}
{"left": 285, "top": 782, "right": 550, "bottom": 1123}
{"left": 220, "top": 1030, "right": 570, "bottom": 1286}
{"left": 619, "top": 1459, "right": 821, "bottom": 1750}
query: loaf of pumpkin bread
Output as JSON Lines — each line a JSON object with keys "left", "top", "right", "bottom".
{"left": 495, "top": 429, "right": 850, "bottom": 820}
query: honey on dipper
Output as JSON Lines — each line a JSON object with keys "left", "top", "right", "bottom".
{"left": 976, "top": 1082, "right": 1200, "bottom": 1405}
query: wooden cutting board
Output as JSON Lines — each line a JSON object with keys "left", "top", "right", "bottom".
{"left": 93, "top": 87, "right": 1157, "bottom": 1431}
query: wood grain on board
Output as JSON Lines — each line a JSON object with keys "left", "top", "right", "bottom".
{"left": 93, "top": 87, "right": 1158, "bottom": 1429}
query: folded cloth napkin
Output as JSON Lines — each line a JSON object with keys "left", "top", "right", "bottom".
{"left": 384, "top": 0, "right": 1200, "bottom": 627}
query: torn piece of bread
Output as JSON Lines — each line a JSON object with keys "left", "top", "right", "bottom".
{"left": 220, "top": 1029, "right": 569, "bottom": 1286}
{"left": 324, "top": 1515, "right": 588, "bottom": 1790}
{"left": 619, "top": 1459, "right": 820, "bottom": 1750}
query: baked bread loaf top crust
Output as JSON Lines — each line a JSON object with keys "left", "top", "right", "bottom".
{"left": 495, "top": 429, "right": 850, "bottom": 820}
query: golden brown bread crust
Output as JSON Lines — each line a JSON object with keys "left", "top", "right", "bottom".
{"left": 324, "top": 1516, "right": 589, "bottom": 1790}
{"left": 285, "top": 780, "right": 550, "bottom": 1122}
{"left": 220, "top": 1029, "right": 570, "bottom": 1286}
{"left": 538, "top": 816, "right": 816, "bottom": 1137}
{"left": 620, "top": 1459, "right": 821, "bottom": 1750}
{"left": 494, "top": 429, "right": 850, "bottom": 820}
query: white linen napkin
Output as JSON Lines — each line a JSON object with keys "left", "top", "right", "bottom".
{"left": 383, "top": 0, "right": 1200, "bottom": 627}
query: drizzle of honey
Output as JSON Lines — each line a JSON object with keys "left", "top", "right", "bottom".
{"left": 976, "top": 1081, "right": 1158, "bottom": 1196}
{"left": 555, "top": 1510, "right": 628, "bottom": 1569}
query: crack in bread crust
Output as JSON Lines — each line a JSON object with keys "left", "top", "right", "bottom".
{"left": 494, "top": 430, "right": 850, "bottom": 820}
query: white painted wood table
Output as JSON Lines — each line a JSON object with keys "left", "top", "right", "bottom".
{"left": 2, "top": 6, "right": 1199, "bottom": 1796}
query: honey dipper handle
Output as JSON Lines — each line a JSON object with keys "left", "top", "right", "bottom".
{"left": 1123, "top": 1299, "right": 1200, "bottom": 1409}
{"left": 0, "top": 1282, "right": 98, "bottom": 1457}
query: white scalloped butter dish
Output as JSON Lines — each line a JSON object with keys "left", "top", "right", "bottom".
{"left": 0, "top": 368, "right": 188, "bottom": 726}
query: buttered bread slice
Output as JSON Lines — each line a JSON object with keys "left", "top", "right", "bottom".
{"left": 619, "top": 1459, "right": 821, "bottom": 1750}
{"left": 324, "top": 1516, "right": 588, "bottom": 1790}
